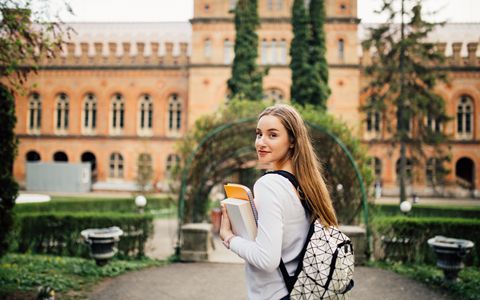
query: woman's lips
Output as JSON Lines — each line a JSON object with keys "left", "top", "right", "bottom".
{"left": 257, "top": 150, "right": 270, "bottom": 157}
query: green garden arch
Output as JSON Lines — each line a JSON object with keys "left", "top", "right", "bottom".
{"left": 175, "top": 117, "right": 371, "bottom": 257}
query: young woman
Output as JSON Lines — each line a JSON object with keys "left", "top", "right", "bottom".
{"left": 220, "top": 104, "right": 338, "bottom": 300}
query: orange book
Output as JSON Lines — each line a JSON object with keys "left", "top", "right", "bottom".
{"left": 222, "top": 183, "right": 258, "bottom": 240}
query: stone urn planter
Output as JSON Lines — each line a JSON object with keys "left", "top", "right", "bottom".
{"left": 427, "top": 235, "right": 474, "bottom": 282}
{"left": 81, "top": 226, "right": 123, "bottom": 266}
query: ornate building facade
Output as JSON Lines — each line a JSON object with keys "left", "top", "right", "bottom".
{"left": 12, "top": 0, "right": 479, "bottom": 196}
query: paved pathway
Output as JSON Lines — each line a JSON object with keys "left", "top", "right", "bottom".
{"left": 89, "top": 218, "right": 452, "bottom": 300}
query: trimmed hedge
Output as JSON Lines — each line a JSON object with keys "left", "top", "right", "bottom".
{"left": 14, "top": 197, "right": 175, "bottom": 214}
{"left": 373, "top": 216, "right": 480, "bottom": 266}
{"left": 374, "top": 204, "right": 480, "bottom": 219}
{"left": 12, "top": 212, "right": 153, "bottom": 259}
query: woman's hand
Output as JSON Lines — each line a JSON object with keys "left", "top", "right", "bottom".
{"left": 220, "top": 204, "right": 234, "bottom": 241}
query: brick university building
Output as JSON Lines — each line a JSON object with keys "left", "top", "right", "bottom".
{"left": 12, "top": 0, "right": 480, "bottom": 196}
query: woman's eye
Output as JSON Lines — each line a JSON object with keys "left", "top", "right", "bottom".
{"left": 270, "top": 133, "right": 277, "bottom": 138}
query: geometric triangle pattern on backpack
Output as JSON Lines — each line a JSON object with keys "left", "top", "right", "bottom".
{"left": 289, "top": 221, "right": 355, "bottom": 300}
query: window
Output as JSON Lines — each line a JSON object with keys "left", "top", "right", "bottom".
{"left": 166, "top": 154, "right": 180, "bottom": 176}
{"left": 395, "top": 158, "right": 413, "bottom": 183}
{"left": 28, "top": 92, "right": 41, "bottom": 133}
{"left": 263, "top": 88, "right": 285, "bottom": 103}
{"left": 279, "top": 40, "right": 287, "bottom": 64}
{"left": 457, "top": 95, "right": 473, "bottom": 139}
{"left": 228, "top": 0, "right": 237, "bottom": 10}
{"left": 224, "top": 39, "right": 234, "bottom": 64}
{"left": 261, "top": 39, "right": 268, "bottom": 65}
{"left": 26, "top": 150, "right": 41, "bottom": 162}
{"left": 53, "top": 151, "right": 68, "bottom": 162}
{"left": 267, "top": 0, "right": 273, "bottom": 10}
{"left": 55, "top": 93, "right": 69, "bottom": 133}
{"left": 83, "top": 93, "right": 97, "bottom": 134}
{"left": 204, "top": 38, "right": 212, "bottom": 59}
{"left": 270, "top": 39, "right": 277, "bottom": 64}
{"left": 426, "top": 157, "right": 443, "bottom": 186}
{"left": 338, "top": 39, "right": 345, "bottom": 61}
{"left": 276, "top": 0, "right": 283, "bottom": 10}
{"left": 426, "top": 113, "right": 442, "bottom": 133}
{"left": 396, "top": 109, "right": 411, "bottom": 134}
{"left": 138, "top": 94, "right": 153, "bottom": 135}
{"left": 168, "top": 94, "right": 182, "bottom": 131}
{"left": 366, "top": 111, "right": 381, "bottom": 133}
{"left": 109, "top": 152, "right": 124, "bottom": 178}
{"left": 110, "top": 93, "right": 125, "bottom": 134}
{"left": 371, "top": 157, "right": 382, "bottom": 178}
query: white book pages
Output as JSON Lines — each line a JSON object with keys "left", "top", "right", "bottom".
{"left": 222, "top": 198, "right": 257, "bottom": 240}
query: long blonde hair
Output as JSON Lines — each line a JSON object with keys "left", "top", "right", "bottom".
{"left": 259, "top": 104, "right": 338, "bottom": 226}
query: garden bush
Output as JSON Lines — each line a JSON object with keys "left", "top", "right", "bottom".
{"left": 373, "top": 216, "right": 480, "bottom": 266}
{"left": 14, "top": 197, "right": 174, "bottom": 214}
{"left": 374, "top": 204, "right": 480, "bottom": 219}
{"left": 12, "top": 212, "right": 154, "bottom": 258}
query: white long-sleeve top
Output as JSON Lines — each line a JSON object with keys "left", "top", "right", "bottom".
{"left": 229, "top": 173, "right": 310, "bottom": 300}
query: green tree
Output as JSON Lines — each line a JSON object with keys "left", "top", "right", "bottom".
{"left": 227, "top": 0, "right": 264, "bottom": 100}
{"left": 290, "top": 0, "right": 314, "bottom": 106}
{"left": 362, "top": 1, "right": 449, "bottom": 203}
{"left": 0, "top": 1, "right": 69, "bottom": 257}
{"left": 308, "top": 0, "right": 330, "bottom": 109}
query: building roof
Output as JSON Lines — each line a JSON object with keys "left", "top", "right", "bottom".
{"left": 66, "top": 22, "right": 192, "bottom": 55}
{"left": 359, "top": 23, "right": 480, "bottom": 56}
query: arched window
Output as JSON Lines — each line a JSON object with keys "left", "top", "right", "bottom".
{"left": 28, "top": 92, "right": 41, "bottom": 133}
{"left": 395, "top": 158, "right": 413, "bottom": 183}
{"left": 55, "top": 92, "right": 69, "bottom": 132}
{"left": 204, "top": 38, "right": 212, "bottom": 59}
{"left": 83, "top": 93, "right": 97, "bottom": 133}
{"left": 263, "top": 88, "right": 285, "bottom": 103}
{"left": 53, "top": 151, "right": 68, "bottom": 162}
{"left": 168, "top": 94, "right": 182, "bottom": 131}
{"left": 166, "top": 154, "right": 180, "bottom": 176}
{"left": 456, "top": 157, "right": 475, "bottom": 189}
{"left": 338, "top": 39, "right": 345, "bottom": 61}
{"left": 224, "top": 39, "right": 234, "bottom": 64}
{"left": 457, "top": 95, "right": 473, "bottom": 139}
{"left": 26, "top": 150, "right": 41, "bottom": 162}
{"left": 426, "top": 157, "right": 443, "bottom": 186}
{"left": 109, "top": 152, "right": 124, "bottom": 178}
{"left": 110, "top": 93, "right": 125, "bottom": 134}
{"left": 138, "top": 94, "right": 153, "bottom": 135}
{"left": 81, "top": 151, "right": 97, "bottom": 181}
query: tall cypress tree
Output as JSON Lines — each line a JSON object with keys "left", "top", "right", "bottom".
{"left": 227, "top": 0, "right": 263, "bottom": 100}
{"left": 308, "top": 0, "right": 330, "bottom": 109}
{"left": 290, "top": 0, "right": 314, "bottom": 106}
{"left": 362, "top": 1, "right": 449, "bottom": 203}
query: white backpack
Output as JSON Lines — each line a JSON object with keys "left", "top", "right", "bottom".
{"left": 268, "top": 171, "right": 355, "bottom": 299}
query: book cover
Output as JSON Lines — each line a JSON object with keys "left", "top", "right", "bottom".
{"left": 222, "top": 184, "right": 258, "bottom": 240}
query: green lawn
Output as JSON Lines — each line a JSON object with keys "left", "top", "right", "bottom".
{"left": 0, "top": 254, "right": 165, "bottom": 299}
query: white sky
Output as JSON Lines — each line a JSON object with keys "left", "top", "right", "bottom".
{"left": 47, "top": 0, "right": 480, "bottom": 23}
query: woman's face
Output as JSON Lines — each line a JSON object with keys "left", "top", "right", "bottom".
{"left": 255, "top": 115, "right": 292, "bottom": 169}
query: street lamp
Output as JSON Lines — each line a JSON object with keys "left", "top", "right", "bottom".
{"left": 135, "top": 195, "right": 147, "bottom": 213}
{"left": 400, "top": 200, "right": 412, "bottom": 215}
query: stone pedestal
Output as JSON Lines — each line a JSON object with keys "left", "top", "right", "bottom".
{"left": 339, "top": 225, "right": 367, "bottom": 265}
{"left": 180, "top": 223, "right": 213, "bottom": 262}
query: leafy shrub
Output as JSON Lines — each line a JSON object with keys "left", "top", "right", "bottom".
{"left": 12, "top": 212, "right": 153, "bottom": 258}
{"left": 373, "top": 216, "right": 480, "bottom": 266}
{"left": 374, "top": 204, "right": 480, "bottom": 219}
{"left": 14, "top": 197, "right": 174, "bottom": 214}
